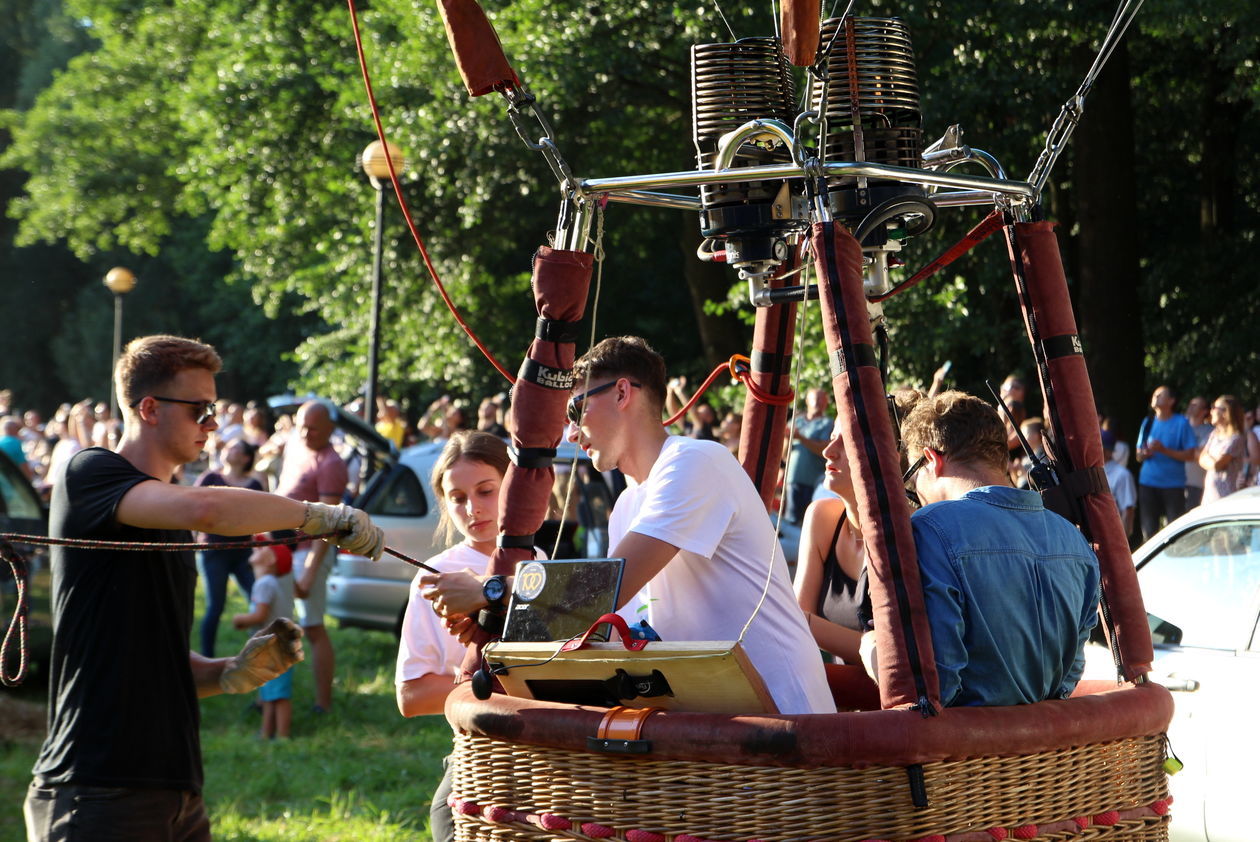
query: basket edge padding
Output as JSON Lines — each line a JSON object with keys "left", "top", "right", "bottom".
{"left": 445, "top": 680, "right": 1173, "bottom": 768}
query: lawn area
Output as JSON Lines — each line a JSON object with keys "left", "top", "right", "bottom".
{"left": 0, "top": 584, "right": 451, "bottom": 841}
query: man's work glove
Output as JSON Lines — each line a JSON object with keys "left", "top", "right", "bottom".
{"left": 302, "top": 502, "right": 385, "bottom": 560}
{"left": 220, "top": 618, "right": 305, "bottom": 695}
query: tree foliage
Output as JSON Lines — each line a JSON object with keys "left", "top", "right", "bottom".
{"left": 2, "top": 0, "right": 1258, "bottom": 436}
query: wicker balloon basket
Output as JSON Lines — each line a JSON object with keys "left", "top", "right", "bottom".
{"left": 445, "top": 682, "right": 1173, "bottom": 842}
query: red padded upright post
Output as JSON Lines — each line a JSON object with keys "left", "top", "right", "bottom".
{"left": 737, "top": 256, "right": 800, "bottom": 508}
{"left": 436, "top": 0, "right": 520, "bottom": 97}
{"left": 458, "top": 246, "right": 593, "bottom": 678}
{"left": 811, "top": 221, "right": 940, "bottom": 712}
{"left": 1005, "top": 221, "right": 1153, "bottom": 682}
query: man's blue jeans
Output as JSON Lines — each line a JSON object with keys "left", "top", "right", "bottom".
{"left": 196, "top": 547, "right": 255, "bottom": 657}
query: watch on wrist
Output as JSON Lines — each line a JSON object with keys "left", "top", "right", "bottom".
{"left": 482, "top": 575, "right": 509, "bottom": 612}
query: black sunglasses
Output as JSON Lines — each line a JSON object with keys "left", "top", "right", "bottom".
{"left": 132, "top": 396, "right": 217, "bottom": 425}
{"left": 902, "top": 455, "right": 926, "bottom": 485}
{"left": 567, "top": 380, "right": 640, "bottom": 424}
{"left": 901, "top": 454, "right": 927, "bottom": 509}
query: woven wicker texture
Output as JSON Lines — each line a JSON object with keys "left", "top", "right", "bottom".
{"left": 450, "top": 731, "right": 1169, "bottom": 842}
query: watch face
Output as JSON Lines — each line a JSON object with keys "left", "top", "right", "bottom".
{"left": 484, "top": 576, "right": 506, "bottom": 603}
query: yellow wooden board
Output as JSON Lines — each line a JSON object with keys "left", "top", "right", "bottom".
{"left": 481, "top": 640, "right": 779, "bottom": 714}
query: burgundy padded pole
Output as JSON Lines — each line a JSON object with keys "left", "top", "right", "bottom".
{"left": 1005, "top": 221, "right": 1153, "bottom": 682}
{"left": 812, "top": 221, "right": 940, "bottom": 712}
{"left": 436, "top": 0, "right": 520, "bottom": 97}
{"left": 781, "top": 0, "right": 821, "bottom": 66}
{"left": 737, "top": 256, "right": 800, "bottom": 507}
{"left": 458, "top": 246, "right": 593, "bottom": 678}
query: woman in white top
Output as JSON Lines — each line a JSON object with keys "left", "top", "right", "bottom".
{"left": 395, "top": 431, "right": 511, "bottom": 716}
{"left": 1199, "top": 395, "right": 1247, "bottom": 505}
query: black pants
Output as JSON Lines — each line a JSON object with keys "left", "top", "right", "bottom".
{"left": 1138, "top": 484, "right": 1185, "bottom": 543}
{"left": 429, "top": 757, "right": 454, "bottom": 842}
{"left": 25, "top": 782, "right": 210, "bottom": 842}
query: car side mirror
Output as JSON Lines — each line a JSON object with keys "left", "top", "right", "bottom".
{"left": 1148, "top": 613, "right": 1183, "bottom": 647}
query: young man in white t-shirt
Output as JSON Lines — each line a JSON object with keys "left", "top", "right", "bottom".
{"left": 566, "top": 336, "right": 834, "bottom": 715}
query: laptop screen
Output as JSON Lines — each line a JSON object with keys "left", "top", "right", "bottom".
{"left": 501, "top": 558, "right": 625, "bottom": 643}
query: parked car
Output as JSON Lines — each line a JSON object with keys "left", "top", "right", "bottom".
{"left": 1083, "top": 486, "right": 1260, "bottom": 842}
{"left": 0, "top": 450, "right": 51, "bottom": 681}
{"left": 327, "top": 441, "right": 619, "bottom": 635}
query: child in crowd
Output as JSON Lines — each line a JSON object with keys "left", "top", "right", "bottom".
{"left": 233, "top": 536, "right": 296, "bottom": 739}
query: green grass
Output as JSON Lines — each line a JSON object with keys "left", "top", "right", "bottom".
{"left": 1, "top": 584, "right": 452, "bottom": 841}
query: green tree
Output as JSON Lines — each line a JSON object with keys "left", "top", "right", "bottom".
{"left": 4, "top": 0, "right": 1258, "bottom": 434}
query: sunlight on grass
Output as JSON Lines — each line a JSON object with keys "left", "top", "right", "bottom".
{"left": 353, "top": 671, "right": 398, "bottom": 696}
{"left": 211, "top": 787, "right": 428, "bottom": 841}
{"left": 201, "top": 619, "right": 451, "bottom": 840}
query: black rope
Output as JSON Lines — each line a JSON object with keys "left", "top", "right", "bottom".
{"left": 0, "top": 531, "right": 440, "bottom": 687}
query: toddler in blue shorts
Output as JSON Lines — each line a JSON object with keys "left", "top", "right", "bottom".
{"left": 233, "top": 535, "right": 297, "bottom": 738}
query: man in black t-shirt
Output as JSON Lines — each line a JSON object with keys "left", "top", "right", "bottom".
{"left": 25, "top": 335, "right": 385, "bottom": 842}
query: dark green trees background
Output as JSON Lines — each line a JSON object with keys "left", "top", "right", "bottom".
{"left": 2, "top": 0, "right": 1257, "bottom": 444}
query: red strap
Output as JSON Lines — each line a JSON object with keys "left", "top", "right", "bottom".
{"left": 562, "top": 613, "right": 649, "bottom": 652}
{"left": 868, "top": 208, "right": 1004, "bottom": 303}
{"left": 662, "top": 355, "right": 793, "bottom": 429}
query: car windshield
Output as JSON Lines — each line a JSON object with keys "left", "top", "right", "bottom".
{"left": 1139, "top": 519, "right": 1260, "bottom": 650}
{"left": 0, "top": 458, "right": 41, "bottom": 520}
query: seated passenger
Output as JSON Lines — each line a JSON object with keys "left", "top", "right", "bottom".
{"left": 794, "top": 419, "right": 868, "bottom": 664}
{"left": 425, "top": 336, "right": 834, "bottom": 715}
{"left": 900, "top": 391, "right": 1100, "bottom": 706}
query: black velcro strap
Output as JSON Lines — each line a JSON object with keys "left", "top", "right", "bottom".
{"left": 906, "top": 764, "right": 929, "bottom": 809}
{"left": 828, "top": 343, "right": 879, "bottom": 379}
{"left": 1041, "top": 333, "right": 1083, "bottom": 360}
{"left": 750, "top": 349, "right": 787, "bottom": 373}
{"left": 535, "top": 317, "right": 582, "bottom": 344}
{"left": 1061, "top": 465, "right": 1110, "bottom": 499}
{"left": 497, "top": 534, "right": 537, "bottom": 550}
{"left": 518, "top": 357, "right": 575, "bottom": 391}
{"left": 509, "top": 445, "right": 557, "bottom": 469}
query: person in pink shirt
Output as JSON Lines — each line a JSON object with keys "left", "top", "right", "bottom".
{"left": 275, "top": 401, "right": 349, "bottom": 713}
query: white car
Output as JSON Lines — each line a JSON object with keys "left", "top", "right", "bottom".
{"left": 327, "top": 441, "right": 619, "bottom": 634}
{"left": 1083, "top": 486, "right": 1260, "bottom": 842}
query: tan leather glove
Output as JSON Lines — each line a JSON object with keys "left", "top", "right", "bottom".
{"left": 219, "top": 618, "right": 305, "bottom": 694}
{"left": 301, "top": 502, "right": 385, "bottom": 561}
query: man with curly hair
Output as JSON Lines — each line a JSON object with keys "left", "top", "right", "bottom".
{"left": 901, "top": 390, "right": 1100, "bottom": 707}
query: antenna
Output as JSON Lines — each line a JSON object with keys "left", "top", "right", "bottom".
{"left": 984, "top": 379, "right": 1058, "bottom": 491}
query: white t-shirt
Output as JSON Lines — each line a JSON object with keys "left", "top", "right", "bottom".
{"left": 396, "top": 543, "right": 492, "bottom": 686}
{"left": 249, "top": 572, "right": 295, "bottom": 630}
{"left": 395, "top": 543, "right": 547, "bottom": 686}
{"left": 611, "top": 436, "right": 835, "bottom": 715}
{"left": 1104, "top": 459, "right": 1136, "bottom": 514}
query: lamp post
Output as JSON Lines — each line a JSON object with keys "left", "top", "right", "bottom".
{"left": 358, "top": 140, "right": 405, "bottom": 429}
{"left": 103, "top": 266, "right": 138, "bottom": 420}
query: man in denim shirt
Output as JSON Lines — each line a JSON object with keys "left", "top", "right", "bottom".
{"left": 902, "top": 392, "right": 1100, "bottom": 707}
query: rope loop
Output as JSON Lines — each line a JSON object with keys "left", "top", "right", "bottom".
{"left": 662, "top": 354, "right": 794, "bottom": 429}
{"left": 0, "top": 538, "right": 30, "bottom": 687}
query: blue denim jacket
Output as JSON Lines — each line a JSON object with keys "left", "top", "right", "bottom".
{"left": 912, "top": 486, "right": 1100, "bottom": 707}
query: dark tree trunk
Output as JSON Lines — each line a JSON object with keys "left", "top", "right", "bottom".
{"left": 1200, "top": 46, "right": 1244, "bottom": 236}
{"left": 678, "top": 220, "right": 750, "bottom": 366}
{"left": 1072, "top": 40, "right": 1146, "bottom": 445}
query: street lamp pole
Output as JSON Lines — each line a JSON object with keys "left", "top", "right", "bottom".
{"left": 359, "top": 140, "right": 405, "bottom": 429}
{"left": 102, "top": 267, "right": 138, "bottom": 420}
